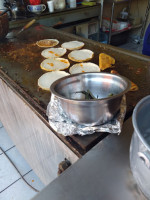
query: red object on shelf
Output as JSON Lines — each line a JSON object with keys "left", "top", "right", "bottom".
{"left": 102, "top": 17, "right": 131, "bottom": 34}
{"left": 29, "top": 0, "right": 41, "bottom": 5}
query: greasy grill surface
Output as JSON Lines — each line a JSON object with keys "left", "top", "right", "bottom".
{"left": 0, "top": 25, "right": 150, "bottom": 155}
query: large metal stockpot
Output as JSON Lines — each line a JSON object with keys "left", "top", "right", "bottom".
{"left": 50, "top": 72, "right": 130, "bottom": 126}
{"left": 130, "top": 95, "right": 150, "bottom": 199}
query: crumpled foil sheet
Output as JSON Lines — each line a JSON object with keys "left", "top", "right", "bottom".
{"left": 46, "top": 95, "right": 126, "bottom": 136}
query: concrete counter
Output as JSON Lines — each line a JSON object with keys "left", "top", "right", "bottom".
{"left": 33, "top": 118, "right": 146, "bottom": 200}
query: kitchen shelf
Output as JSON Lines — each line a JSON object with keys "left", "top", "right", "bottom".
{"left": 105, "top": 0, "right": 130, "bottom": 44}
{"left": 104, "top": 23, "right": 142, "bottom": 36}
{"left": 111, "top": 27, "right": 131, "bottom": 35}
{"left": 9, "top": 3, "right": 101, "bottom": 42}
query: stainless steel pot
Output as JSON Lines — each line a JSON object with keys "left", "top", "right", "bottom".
{"left": 130, "top": 95, "right": 150, "bottom": 199}
{"left": 50, "top": 72, "right": 130, "bottom": 126}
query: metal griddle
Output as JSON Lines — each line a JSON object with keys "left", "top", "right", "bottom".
{"left": 0, "top": 25, "right": 150, "bottom": 156}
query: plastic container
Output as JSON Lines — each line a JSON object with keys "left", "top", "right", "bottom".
{"left": 88, "top": 30, "right": 108, "bottom": 44}
{"left": 69, "top": 0, "right": 76, "bottom": 8}
{"left": 47, "top": 0, "right": 54, "bottom": 12}
{"left": 54, "top": 0, "right": 66, "bottom": 10}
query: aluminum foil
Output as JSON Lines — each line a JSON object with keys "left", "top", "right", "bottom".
{"left": 46, "top": 95, "right": 126, "bottom": 136}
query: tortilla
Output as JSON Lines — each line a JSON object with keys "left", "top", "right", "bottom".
{"left": 40, "top": 58, "right": 70, "bottom": 71}
{"left": 61, "top": 41, "right": 84, "bottom": 50}
{"left": 41, "top": 47, "right": 67, "bottom": 58}
{"left": 68, "top": 49, "right": 94, "bottom": 62}
{"left": 110, "top": 70, "right": 138, "bottom": 91}
{"left": 36, "top": 39, "right": 59, "bottom": 48}
{"left": 99, "top": 53, "right": 115, "bottom": 71}
{"left": 38, "top": 71, "right": 69, "bottom": 91}
{"left": 69, "top": 62, "right": 100, "bottom": 74}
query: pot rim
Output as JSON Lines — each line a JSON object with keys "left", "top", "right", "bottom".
{"left": 132, "top": 95, "right": 150, "bottom": 152}
{"left": 50, "top": 72, "right": 131, "bottom": 103}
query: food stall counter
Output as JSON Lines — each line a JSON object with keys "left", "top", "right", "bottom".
{"left": 0, "top": 25, "right": 150, "bottom": 184}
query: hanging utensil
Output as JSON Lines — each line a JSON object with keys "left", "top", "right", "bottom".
{"left": 7, "top": 18, "right": 36, "bottom": 39}
{"left": 16, "top": 19, "right": 36, "bottom": 36}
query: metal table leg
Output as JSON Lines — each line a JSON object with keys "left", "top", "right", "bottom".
{"left": 97, "top": 1, "right": 103, "bottom": 41}
{"left": 100, "top": 0, "right": 104, "bottom": 29}
{"left": 108, "top": 2, "right": 115, "bottom": 44}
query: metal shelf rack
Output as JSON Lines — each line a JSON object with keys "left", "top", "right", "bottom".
{"left": 104, "top": 0, "right": 129, "bottom": 44}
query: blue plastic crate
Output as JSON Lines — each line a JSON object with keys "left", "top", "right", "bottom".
{"left": 100, "top": 31, "right": 108, "bottom": 44}
{"left": 88, "top": 30, "right": 108, "bottom": 44}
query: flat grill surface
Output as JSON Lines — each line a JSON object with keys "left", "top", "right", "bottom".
{"left": 0, "top": 25, "right": 150, "bottom": 155}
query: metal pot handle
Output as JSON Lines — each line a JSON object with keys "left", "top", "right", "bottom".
{"left": 138, "top": 151, "right": 150, "bottom": 169}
